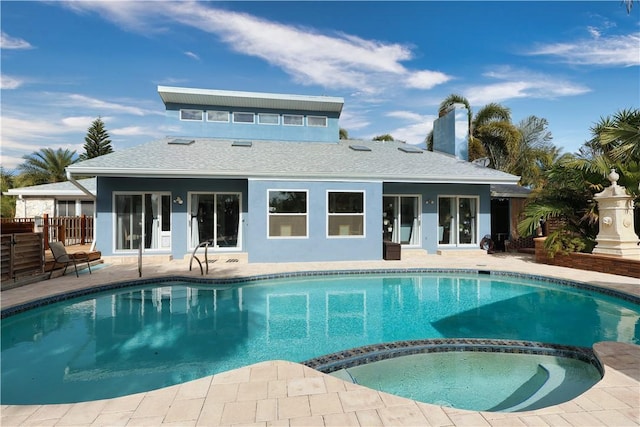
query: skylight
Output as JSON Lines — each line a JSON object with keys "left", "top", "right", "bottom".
{"left": 349, "top": 145, "right": 372, "bottom": 152}
{"left": 232, "top": 140, "right": 253, "bottom": 147}
{"left": 168, "top": 139, "right": 195, "bottom": 145}
{"left": 398, "top": 145, "right": 423, "bottom": 153}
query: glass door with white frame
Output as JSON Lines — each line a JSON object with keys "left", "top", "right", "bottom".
{"left": 438, "top": 196, "right": 478, "bottom": 246}
{"left": 383, "top": 195, "right": 420, "bottom": 245}
{"left": 115, "top": 193, "right": 171, "bottom": 251}
{"left": 190, "top": 193, "right": 240, "bottom": 249}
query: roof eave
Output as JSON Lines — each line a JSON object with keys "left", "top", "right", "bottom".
{"left": 67, "top": 167, "right": 520, "bottom": 185}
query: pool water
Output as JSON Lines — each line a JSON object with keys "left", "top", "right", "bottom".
{"left": 331, "top": 352, "right": 602, "bottom": 412}
{"left": 2, "top": 272, "right": 639, "bottom": 404}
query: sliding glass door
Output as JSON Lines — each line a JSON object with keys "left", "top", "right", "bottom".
{"left": 383, "top": 195, "right": 420, "bottom": 245}
{"left": 189, "top": 193, "right": 241, "bottom": 249}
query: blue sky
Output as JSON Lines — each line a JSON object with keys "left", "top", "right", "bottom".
{"left": 1, "top": 1, "right": 638, "bottom": 170}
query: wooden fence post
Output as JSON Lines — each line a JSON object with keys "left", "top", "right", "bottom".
{"left": 81, "top": 214, "right": 86, "bottom": 245}
{"left": 43, "top": 213, "right": 49, "bottom": 250}
{"left": 59, "top": 224, "right": 66, "bottom": 245}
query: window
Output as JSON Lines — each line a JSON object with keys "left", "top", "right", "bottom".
{"left": 258, "top": 113, "right": 279, "bottom": 125}
{"left": 438, "top": 196, "right": 478, "bottom": 246}
{"left": 283, "top": 114, "right": 303, "bottom": 126}
{"left": 114, "top": 193, "right": 171, "bottom": 251}
{"left": 308, "top": 116, "right": 327, "bottom": 127}
{"left": 180, "top": 109, "right": 203, "bottom": 121}
{"left": 327, "top": 191, "right": 364, "bottom": 237}
{"left": 207, "top": 111, "right": 229, "bottom": 122}
{"left": 268, "top": 191, "right": 307, "bottom": 237}
{"left": 233, "top": 112, "right": 254, "bottom": 123}
{"left": 81, "top": 201, "right": 94, "bottom": 217}
{"left": 56, "top": 200, "right": 75, "bottom": 216}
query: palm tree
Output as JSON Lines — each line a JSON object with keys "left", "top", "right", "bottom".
{"left": 472, "top": 103, "right": 520, "bottom": 169}
{"left": 17, "top": 147, "right": 78, "bottom": 186}
{"left": 373, "top": 134, "right": 394, "bottom": 141}
{"left": 518, "top": 109, "right": 640, "bottom": 256}
{"left": 511, "top": 116, "right": 559, "bottom": 188}
{"left": 598, "top": 108, "right": 640, "bottom": 163}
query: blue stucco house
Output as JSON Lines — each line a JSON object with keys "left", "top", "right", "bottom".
{"left": 66, "top": 86, "right": 520, "bottom": 263}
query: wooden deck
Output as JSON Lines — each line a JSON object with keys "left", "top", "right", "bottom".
{"left": 44, "top": 243, "right": 102, "bottom": 272}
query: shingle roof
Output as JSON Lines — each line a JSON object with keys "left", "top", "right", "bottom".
{"left": 67, "top": 138, "right": 520, "bottom": 185}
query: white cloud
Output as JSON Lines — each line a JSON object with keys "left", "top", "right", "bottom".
{"left": 62, "top": 1, "right": 451, "bottom": 95}
{"left": 184, "top": 51, "right": 200, "bottom": 60}
{"left": 405, "top": 70, "right": 452, "bottom": 90}
{"left": 61, "top": 94, "right": 160, "bottom": 116}
{"left": 0, "top": 32, "right": 33, "bottom": 49}
{"left": 0, "top": 74, "right": 24, "bottom": 90}
{"left": 466, "top": 67, "right": 590, "bottom": 105}
{"left": 528, "top": 32, "right": 640, "bottom": 67}
{"left": 61, "top": 116, "right": 98, "bottom": 132}
{"left": 111, "top": 126, "right": 155, "bottom": 136}
{"left": 337, "top": 109, "right": 371, "bottom": 133}
{"left": 386, "top": 112, "right": 437, "bottom": 145}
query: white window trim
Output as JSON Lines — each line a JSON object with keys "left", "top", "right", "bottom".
{"left": 326, "top": 190, "right": 366, "bottom": 238}
{"left": 258, "top": 113, "right": 280, "bottom": 125}
{"left": 307, "top": 115, "right": 328, "bottom": 127}
{"left": 282, "top": 114, "right": 304, "bottom": 126}
{"left": 233, "top": 112, "right": 255, "bottom": 124}
{"left": 267, "top": 189, "right": 309, "bottom": 239}
{"left": 187, "top": 191, "right": 243, "bottom": 252}
{"left": 180, "top": 109, "right": 203, "bottom": 121}
{"left": 437, "top": 195, "right": 479, "bottom": 247}
{"left": 112, "top": 191, "right": 172, "bottom": 253}
{"left": 206, "top": 110, "right": 230, "bottom": 123}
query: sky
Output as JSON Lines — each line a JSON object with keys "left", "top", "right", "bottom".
{"left": 1, "top": 1, "right": 639, "bottom": 170}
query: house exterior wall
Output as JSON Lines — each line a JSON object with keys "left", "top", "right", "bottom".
{"left": 164, "top": 103, "right": 340, "bottom": 143}
{"left": 247, "top": 180, "right": 382, "bottom": 263}
{"left": 95, "top": 177, "right": 492, "bottom": 261}
{"left": 96, "top": 177, "right": 248, "bottom": 258}
{"left": 383, "top": 183, "right": 491, "bottom": 253}
{"left": 14, "top": 198, "right": 54, "bottom": 218}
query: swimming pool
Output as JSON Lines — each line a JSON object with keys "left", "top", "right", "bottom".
{"left": 2, "top": 271, "right": 639, "bottom": 405}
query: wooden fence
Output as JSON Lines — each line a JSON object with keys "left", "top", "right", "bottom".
{"left": 1, "top": 232, "right": 44, "bottom": 282}
{"left": 1, "top": 215, "right": 93, "bottom": 248}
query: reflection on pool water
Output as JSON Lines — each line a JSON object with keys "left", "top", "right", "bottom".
{"left": 1, "top": 272, "right": 639, "bottom": 404}
{"left": 331, "top": 350, "right": 602, "bottom": 412}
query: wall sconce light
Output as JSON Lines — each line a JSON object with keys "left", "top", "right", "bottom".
{"left": 173, "top": 196, "right": 183, "bottom": 205}
{"left": 425, "top": 199, "right": 434, "bottom": 205}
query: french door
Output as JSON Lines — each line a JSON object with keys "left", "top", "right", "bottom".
{"left": 438, "top": 196, "right": 478, "bottom": 246}
{"left": 382, "top": 195, "right": 420, "bottom": 245}
{"left": 115, "top": 193, "right": 171, "bottom": 251}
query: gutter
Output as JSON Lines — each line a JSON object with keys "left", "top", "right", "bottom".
{"left": 66, "top": 170, "right": 97, "bottom": 252}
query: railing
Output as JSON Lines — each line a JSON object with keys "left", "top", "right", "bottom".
{"left": 1, "top": 215, "right": 94, "bottom": 248}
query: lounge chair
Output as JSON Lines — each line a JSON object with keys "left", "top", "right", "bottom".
{"left": 49, "top": 241, "right": 92, "bottom": 277}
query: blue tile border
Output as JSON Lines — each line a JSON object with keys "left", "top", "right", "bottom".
{"left": 2, "top": 268, "right": 638, "bottom": 319}
{"left": 300, "top": 338, "right": 604, "bottom": 378}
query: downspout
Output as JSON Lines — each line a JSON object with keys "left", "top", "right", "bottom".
{"left": 66, "top": 170, "right": 98, "bottom": 252}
